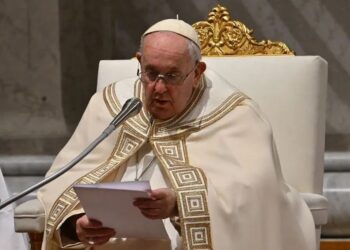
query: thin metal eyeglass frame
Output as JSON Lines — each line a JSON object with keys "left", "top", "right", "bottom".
{"left": 137, "top": 63, "right": 198, "bottom": 86}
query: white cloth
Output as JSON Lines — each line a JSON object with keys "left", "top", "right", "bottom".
{"left": 0, "top": 168, "right": 29, "bottom": 250}
{"left": 39, "top": 71, "right": 316, "bottom": 250}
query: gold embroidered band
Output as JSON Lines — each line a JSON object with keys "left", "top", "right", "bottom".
{"left": 152, "top": 138, "right": 212, "bottom": 250}
{"left": 44, "top": 85, "right": 150, "bottom": 249}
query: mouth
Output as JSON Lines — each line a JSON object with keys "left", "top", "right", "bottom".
{"left": 153, "top": 99, "right": 169, "bottom": 106}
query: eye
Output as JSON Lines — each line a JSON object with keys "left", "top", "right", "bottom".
{"left": 146, "top": 71, "right": 158, "bottom": 80}
{"left": 165, "top": 73, "right": 180, "bottom": 81}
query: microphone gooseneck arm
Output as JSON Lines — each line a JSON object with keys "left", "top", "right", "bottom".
{"left": 0, "top": 97, "right": 142, "bottom": 210}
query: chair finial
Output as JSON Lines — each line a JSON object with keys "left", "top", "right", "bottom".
{"left": 192, "top": 4, "right": 295, "bottom": 56}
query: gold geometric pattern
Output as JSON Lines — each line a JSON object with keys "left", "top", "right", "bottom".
{"left": 152, "top": 138, "right": 212, "bottom": 250}
{"left": 193, "top": 4, "right": 294, "bottom": 56}
{"left": 103, "top": 82, "right": 151, "bottom": 138}
{"left": 45, "top": 124, "right": 148, "bottom": 245}
{"left": 192, "top": 227, "right": 209, "bottom": 244}
{"left": 45, "top": 52, "right": 254, "bottom": 248}
{"left": 181, "top": 190, "right": 208, "bottom": 217}
{"left": 152, "top": 140, "right": 188, "bottom": 165}
{"left": 185, "top": 222, "right": 212, "bottom": 249}
{"left": 171, "top": 168, "right": 205, "bottom": 188}
{"left": 65, "top": 187, "right": 78, "bottom": 201}
{"left": 116, "top": 131, "right": 143, "bottom": 157}
{"left": 152, "top": 84, "right": 247, "bottom": 138}
{"left": 44, "top": 68, "right": 251, "bottom": 250}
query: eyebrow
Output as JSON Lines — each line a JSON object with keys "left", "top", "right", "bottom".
{"left": 144, "top": 65, "right": 181, "bottom": 74}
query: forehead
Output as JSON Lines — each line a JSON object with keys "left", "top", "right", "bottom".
{"left": 142, "top": 32, "right": 191, "bottom": 62}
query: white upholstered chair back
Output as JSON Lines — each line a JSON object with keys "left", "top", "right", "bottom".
{"left": 97, "top": 56, "right": 328, "bottom": 195}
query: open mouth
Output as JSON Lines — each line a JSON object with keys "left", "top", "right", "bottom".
{"left": 154, "top": 99, "right": 169, "bottom": 105}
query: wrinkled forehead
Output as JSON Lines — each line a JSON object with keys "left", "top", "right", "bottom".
{"left": 142, "top": 32, "right": 190, "bottom": 56}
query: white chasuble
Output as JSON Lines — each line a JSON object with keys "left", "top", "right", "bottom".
{"left": 38, "top": 69, "right": 315, "bottom": 250}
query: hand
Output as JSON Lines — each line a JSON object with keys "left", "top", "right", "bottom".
{"left": 76, "top": 214, "right": 116, "bottom": 246}
{"left": 133, "top": 188, "right": 178, "bottom": 219}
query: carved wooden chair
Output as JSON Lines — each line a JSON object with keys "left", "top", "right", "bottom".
{"left": 14, "top": 4, "right": 328, "bottom": 250}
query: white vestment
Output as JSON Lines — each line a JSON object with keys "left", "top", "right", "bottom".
{"left": 0, "top": 168, "right": 29, "bottom": 250}
{"left": 38, "top": 69, "right": 316, "bottom": 250}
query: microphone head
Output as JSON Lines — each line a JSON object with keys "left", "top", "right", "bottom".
{"left": 109, "top": 97, "right": 143, "bottom": 126}
{"left": 122, "top": 97, "right": 143, "bottom": 117}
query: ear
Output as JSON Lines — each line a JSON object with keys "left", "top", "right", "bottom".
{"left": 136, "top": 52, "right": 142, "bottom": 63}
{"left": 193, "top": 62, "right": 206, "bottom": 87}
{"left": 196, "top": 61, "right": 206, "bottom": 75}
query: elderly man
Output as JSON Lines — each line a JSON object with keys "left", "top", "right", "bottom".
{"left": 38, "top": 19, "right": 315, "bottom": 250}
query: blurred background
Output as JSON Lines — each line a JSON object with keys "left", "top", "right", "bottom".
{"left": 0, "top": 0, "right": 349, "bottom": 239}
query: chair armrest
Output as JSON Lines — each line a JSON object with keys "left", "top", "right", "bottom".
{"left": 301, "top": 193, "right": 328, "bottom": 226}
{"left": 12, "top": 193, "right": 328, "bottom": 233}
{"left": 14, "top": 199, "right": 45, "bottom": 233}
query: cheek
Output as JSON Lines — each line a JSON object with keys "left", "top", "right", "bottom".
{"left": 143, "top": 84, "right": 153, "bottom": 103}
{"left": 173, "top": 85, "right": 194, "bottom": 111}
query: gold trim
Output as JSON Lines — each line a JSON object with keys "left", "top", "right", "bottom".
{"left": 103, "top": 84, "right": 118, "bottom": 117}
{"left": 166, "top": 92, "right": 246, "bottom": 132}
{"left": 103, "top": 81, "right": 151, "bottom": 138}
{"left": 103, "top": 78, "right": 246, "bottom": 141}
{"left": 152, "top": 81, "right": 247, "bottom": 139}
{"left": 135, "top": 79, "right": 151, "bottom": 126}
{"left": 193, "top": 4, "right": 294, "bottom": 56}
{"left": 45, "top": 118, "right": 149, "bottom": 249}
{"left": 151, "top": 138, "right": 212, "bottom": 250}
{"left": 46, "top": 66, "right": 246, "bottom": 249}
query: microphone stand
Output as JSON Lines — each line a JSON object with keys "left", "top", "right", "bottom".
{"left": 0, "top": 98, "right": 142, "bottom": 210}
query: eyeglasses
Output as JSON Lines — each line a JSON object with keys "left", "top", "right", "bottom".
{"left": 137, "top": 64, "right": 197, "bottom": 86}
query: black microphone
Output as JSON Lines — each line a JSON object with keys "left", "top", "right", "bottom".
{"left": 111, "top": 97, "right": 142, "bottom": 126}
{"left": 0, "top": 97, "right": 142, "bottom": 210}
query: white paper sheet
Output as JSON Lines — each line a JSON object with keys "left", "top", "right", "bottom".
{"left": 73, "top": 181, "right": 168, "bottom": 240}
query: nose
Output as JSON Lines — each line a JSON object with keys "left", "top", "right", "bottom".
{"left": 153, "top": 77, "right": 167, "bottom": 94}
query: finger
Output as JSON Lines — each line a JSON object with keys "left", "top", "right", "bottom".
{"left": 149, "top": 188, "right": 169, "bottom": 199}
{"left": 133, "top": 199, "right": 162, "bottom": 208}
{"left": 140, "top": 208, "right": 161, "bottom": 215}
{"left": 141, "top": 210, "right": 162, "bottom": 220}
{"left": 87, "top": 235, "right": 113, "bottom": 246}
{"left": 84, "top": 228, "right": 116, "bottom": 238}
{"left": 77, "top": 226, "right": 115, "bottom": 244}
{"left": 88, "top": 218, "right": 103, "bottom": 226}
{"left": 81, "top": 230, "right": 116, "bottom": 246}
{"left": 78, "top": 215, "right": 103, "bottom": 229}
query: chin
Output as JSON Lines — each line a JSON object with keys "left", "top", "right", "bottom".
{"left": 152, "top": 114, "right": 172, "bottom": 121}
{"left": 148, "top": 103, "right": 178, "bottom": 120}
{"left": 150, "top": 110, "right": 174, "bottom": 121}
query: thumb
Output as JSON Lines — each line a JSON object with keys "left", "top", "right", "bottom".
{"left": 149, "top": 188, "right": 168, "bottom": 200}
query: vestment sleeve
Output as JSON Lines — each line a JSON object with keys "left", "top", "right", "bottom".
{"left": 38, "top": 91, "right": 120, "bottom": 248}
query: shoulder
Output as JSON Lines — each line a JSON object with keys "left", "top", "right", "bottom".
{"left": 101, "top": 77, "right": 139, "bottom": 116}
{"left": 229, "top": 98, "right": 273, "bottom": 139}
{"left": 203, "top": 68, "right": 272, "bottom": 133}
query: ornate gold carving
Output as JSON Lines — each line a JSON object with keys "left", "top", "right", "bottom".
{"left": 193, "top": 4, "right": 294, "bottom": 56}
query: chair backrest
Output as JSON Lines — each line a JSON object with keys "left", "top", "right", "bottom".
{"left": 97, "top": 4, "right": 327, "bottom": 194}
{"left": 97, "top": 56, "right": 327, "bottom": 194}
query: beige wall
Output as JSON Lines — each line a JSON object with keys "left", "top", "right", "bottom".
{"left": 0, "top": 0, "right": 67, "bottom": 154}
{"left": 1, "top": 0, "right": 349, "bottom": 154}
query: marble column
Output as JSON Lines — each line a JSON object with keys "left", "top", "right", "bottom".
{"left": 0, "top": 0, "right": 68, "bottom": 154}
